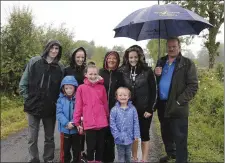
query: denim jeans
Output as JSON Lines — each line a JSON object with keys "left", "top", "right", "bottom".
{"left": 116, "top": 144, "right": 132, "bottom": 162}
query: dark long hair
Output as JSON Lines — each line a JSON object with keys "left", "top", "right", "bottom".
{"left": 121, "top": 46, "right": 148, "bottom": 72}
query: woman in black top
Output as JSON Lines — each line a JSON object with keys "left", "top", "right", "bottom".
{"left": 99, "top": 51, "right": 124, "bottom": 163}
{"left": 64, "top": 46, "right": 87, "bottom": 160}
{"left": 119, "top": 46, "right": 157, "bottom": 162}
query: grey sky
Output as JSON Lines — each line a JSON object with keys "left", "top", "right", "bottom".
{"left": 1, "top": 1, "right": 224, "bottom": 56}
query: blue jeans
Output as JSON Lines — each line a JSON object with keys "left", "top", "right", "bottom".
{"left": 116, "top": 144, "right": 132, "bottom": 162}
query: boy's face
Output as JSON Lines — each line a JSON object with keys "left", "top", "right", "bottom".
{"left": 116, "top": 88, "right": 130, "bottom": 105}
{"left": 64, "top": 84, "right": 75, "bottom": 96}
{"left": 49, "top": 45, "right": 59, "bottom": 58}
{"left": 85, "top": 67, "right": 98, "bottom": 83}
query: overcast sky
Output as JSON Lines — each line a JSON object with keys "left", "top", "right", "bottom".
{"left": 1, "top": 1, "right": 224, "bottom": 56}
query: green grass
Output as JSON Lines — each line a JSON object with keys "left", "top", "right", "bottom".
{"left": 1, "top": 95, "right": 27, "bottom": 139}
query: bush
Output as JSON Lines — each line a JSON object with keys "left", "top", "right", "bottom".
{"left": 188, "top": 69, "right": 224, "bottom": 162}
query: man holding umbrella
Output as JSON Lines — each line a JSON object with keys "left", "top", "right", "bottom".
{"left": 155, "top": 37, "right": 198, "bottom": 163}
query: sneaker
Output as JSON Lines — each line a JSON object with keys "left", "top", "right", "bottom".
{"left": 159, "top": 155, "right": 176, "bottom": 163}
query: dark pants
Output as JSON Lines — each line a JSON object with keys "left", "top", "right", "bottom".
{"left": 60, "top": 133, "right": 81, "bottom": 163}
{"left": 85, "top": 128, "right": 106, "bottom": 161}
{"left": 27, "top": 113, "right": 56, "bottom": 163}
{"left": 102, "top": 127, "right": 115, "bottom": 163}
{"left": 157, "top": 100, "right": 188, "bottom": 163}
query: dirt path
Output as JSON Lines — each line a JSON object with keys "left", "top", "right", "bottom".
{"left": 1, "top": 116, "right": 162, "bottom": 162}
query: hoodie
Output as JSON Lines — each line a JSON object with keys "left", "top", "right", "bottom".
{"left": 56, "top": 76, "right": 78, "bottom": 134}
{"left": 19, "top": 40, "right": 64, "bottom": 117}
{"left": 64, "top": 47, "right": 87, "bottom": 85}
{"left": 99, "top": 51, "right": 125, "bottom": 110}
{"left": 73, "top": 78, "right": 109, "bottom": 130}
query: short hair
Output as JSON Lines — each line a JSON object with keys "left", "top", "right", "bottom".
{"left": 167, "top": 37, "right": 181, "bottom": 48}
{"left": 115, "top": 87, "right": 131, "bottom": 98}
{"left": 84, "top": 61, "right": 98, "bottom": 73}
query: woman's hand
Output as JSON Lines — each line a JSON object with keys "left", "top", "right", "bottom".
{"left": 143, "top": 112, "right": 152, "bottom": 118}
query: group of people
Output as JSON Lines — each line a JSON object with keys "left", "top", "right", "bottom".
{"left": 19, "top": 37, "right": 198, "bottom": 163}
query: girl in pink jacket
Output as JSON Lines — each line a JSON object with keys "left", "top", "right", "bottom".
{"left": 73, "top": 62, "right": 109, "bottom": 163}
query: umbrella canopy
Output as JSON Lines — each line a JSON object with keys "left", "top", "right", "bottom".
{"left": 113, "top": 4, "right": 213, "bottom": 41}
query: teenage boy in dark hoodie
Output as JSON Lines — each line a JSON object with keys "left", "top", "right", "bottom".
{"left": 99, "top": 51, "right": 124, "bottom": 163}
{"left": 19, "top": 40, "right": 64, "bottom": 163}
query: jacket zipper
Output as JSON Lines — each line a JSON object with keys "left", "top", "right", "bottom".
{"left": 69, "top": 100, "right": 71, "bottom": 134}
{"left": 107, "top": 70, "right": 112, "bottom": 106}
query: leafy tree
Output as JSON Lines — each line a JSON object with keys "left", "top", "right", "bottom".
{"left": 165, "top": 0, "right": 224, "bottom": 69}
{"left": 1, "top": 6, "right": 41, "bottom": 94}
{"left": 74, "top": 40, "right": 95, "bottom": 59}
{"left": 112, "top": 45, "right": 125, "bottom": 57}
{"left": 146, "top": 39, "right": 167, "bottom": 64}
{"left": 38, "top": 23, "right": 76, "bottom": 65}
{"left": 91, "top": 46, "right": 108, "bottom": 68}
{"left": 196, "top": 47, "right": 209, "bottom": 68}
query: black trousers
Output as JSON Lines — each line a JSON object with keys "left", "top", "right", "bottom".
{"left": 157, "top": 100, "right": 188, "bottom": 163}
{"left": 102, "top": 127, "right": 115, "bottom": 162}
{"left": 85, "top": 128, "right": 106, "bottom": 161}
{"left": 61, "top": 133, "right": 81, "bottom": 163}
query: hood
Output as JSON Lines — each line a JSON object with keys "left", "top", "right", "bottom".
{"left": 103, "top": 51, "right": 120, "bottom": 70}
{"left": 122, "top": 45, "right": 145, "bottom": 66}
{"left": 41, "top": 40, "right": 62, "bottom": 63}
{"left": 60, "top": 76, "right": 78, "bottom": 95}
{"left": 83, "top": 78, "right": 104, "bottom": 86}
{"left": 70, "top": 47, "right": 87, "bottom": 69}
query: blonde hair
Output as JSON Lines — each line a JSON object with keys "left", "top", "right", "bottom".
{"left": 115, "top": 87, "right": 131, "bottom": 98}
{"left": 84, "top": 61, "right": 99, "bottom": 74}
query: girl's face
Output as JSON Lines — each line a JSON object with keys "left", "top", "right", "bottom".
{"left": 116, "top": 88, "right": 130, "bottom": 105}
{"left": 85, "top": 67, "right": 99, "bottom": 83}
{"left": 75, "top": 50, "right": 85, "bottom": 66}
{"left": 128, "top": 51, "right": 139, "bottom": 67}
{"left": 64, "top": 84, "right": 75, "bottom": 96}
{"left": 107, "top": 54, "right": 118, "bottom": 70}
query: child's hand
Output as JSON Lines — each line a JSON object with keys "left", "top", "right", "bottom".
{"left": 77, "top": 125, "right": 84, "bottom": 135}
{"left": 135, "top": 138, "right": 139, "bottom": 141}
{"left": 67, "top": 122, "right": 74, "bottom": 130}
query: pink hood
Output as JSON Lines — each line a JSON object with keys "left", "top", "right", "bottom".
{"left": 73, "top": 78, "right": 109, "bottom": 130}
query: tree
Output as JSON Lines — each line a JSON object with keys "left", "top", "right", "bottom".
{"left": 74, "top": 40, "right": 95, "bottom": 59}
{"left": 146, "top": 39, "right": 167, "bottom": 64}
{"left": 38, "top": 23, "right": 76, "bottom": 65}
{"left": 165, "top": 1, "right": 224, "bottom": 69}
{"left": 112, "top": 45, "right": 125, "bottom": 57}
{"left": 91, "top": 46, "right": 108, "bottom": 68}
{"left": 1, "top": 6, "right": 41, "bottom": 94}
{"left": 196, "top": 47, "right": 209, "bottom": 68}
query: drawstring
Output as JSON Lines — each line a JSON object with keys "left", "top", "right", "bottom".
{"left": 40, "top": 74, "right": 45, "bottom": 88}
{"left": 130, "top": 66, "right": 137, "bottom": 82}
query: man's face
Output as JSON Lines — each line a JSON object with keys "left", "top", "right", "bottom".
{"left": 49, "top": 45, "right": 59, "bottom": 58}
{"left": 167, "top": 39, "right": 180, "bottom": 58}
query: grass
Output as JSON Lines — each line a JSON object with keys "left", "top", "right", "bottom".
{"left": 1, "top": 95, "right": 28, "bottom": 139}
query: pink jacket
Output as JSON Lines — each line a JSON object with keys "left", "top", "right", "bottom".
{"left": 73, "top": 78, "right": 109, "bottom": 130}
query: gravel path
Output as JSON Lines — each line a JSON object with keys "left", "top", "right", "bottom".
{"left": 1, "top": 116, "right": 163, "bottom": 162}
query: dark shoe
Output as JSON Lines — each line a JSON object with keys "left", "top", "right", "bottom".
{"left": 159, "top": 155, "right": 176, "bottom": 163}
